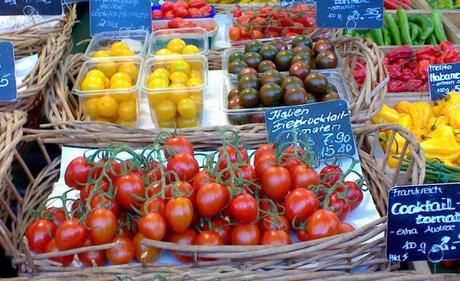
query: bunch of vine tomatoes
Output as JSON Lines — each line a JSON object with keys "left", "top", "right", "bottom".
{"left": 25, "top": 135, "right": 363, "bottom": 266}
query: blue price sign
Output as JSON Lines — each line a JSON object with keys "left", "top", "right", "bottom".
{"left": 428, "top": 63, "right": 460, "bottom": 101}
{"left": 264, "top": 100, "right": 356, "bottom": 160}
{"left": 0, "top": 41, "right": 17, "bottom": 102}
{"left": 0, "top": 0, "right": 62, "bottom": 16}
{"left": 90, "top": 0, "right": 152, "bottom": 36}
{"left": 387, "top": 183, "right": 460, "bottom": 263}
{"left": 316, "top": 0, "right": 383, "bottom": 29}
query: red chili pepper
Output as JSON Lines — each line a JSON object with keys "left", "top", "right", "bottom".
{"left": 415, "top": 46, "right": 439, "bottom": 61}
{"left": 417, "top": 59, "right": 431, "bottom": 80}
{"left": 440, "top": 41, "right": 456, "bottom": 53}
{"left": 385, "top": 46, "right": 413, "bottom": 64}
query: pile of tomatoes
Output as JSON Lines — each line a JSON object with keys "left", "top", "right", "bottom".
{"left": 229, "top": 4, "right": 316, "bottom": 41}
{"left": 153, "top": 17, "right": 216, "bottom": 32}
{"left": 25, "top": 135, "right": 364, "bottom": 267}
{"left": 152, "top": 0, "right": 214, "bottom": 19}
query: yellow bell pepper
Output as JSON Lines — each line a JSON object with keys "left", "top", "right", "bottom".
{"left": 409, "top": 102, "right": 433, "bottom": 130}
{"left": 387, "top": 154, "right": 402, "bottom": 169}
{"left": 372, "top": 105, "right": 400, "bottom": 124}
{"left": 455, "top": 129, "right": 460, "bottom": 143}
{"left": 422, "top": 125, "right": 460, "bottom": 163}
{"left": 395, "top": 101, "right": 411, "bottom": 114}
{"left": 450, "top": 110, "right": 460, "bottom": 130}
{"left": 397, "top": 114, "right": 412, "bottom": 130}
{"left": 426, "top": 116, "right": 448, "bottom": 133}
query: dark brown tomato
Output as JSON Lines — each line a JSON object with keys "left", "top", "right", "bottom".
{"left": 292, "top": 35, "right": 313, "bottom": 48}
{"left": 281, "top": 76, "right": 304, "bottom": 91}
{"left": 289, "top": 62, "right": 311, "bottom": 80}
{"left": 304, "top": 73, "right": 328, "bottom": 95}
{"left": 306, "top": 93, "right": 318, "bottom": 103}
{"left": 269, "top": 39, "right": 288, "bottom": 52}
{"left": 258, "top": 44, "right": 278, "bottom": 61}
{"left": 274, "top": 50, "right": 293, "bottom": 71}
{"left": 227, "top": 89, "right": 239, "bottom": 101}
{"left": 292, "top": 53, "right": 312, "bottom": 66}
{"left": 237, "top": 67, "right": 257, "bottom": 80}
{"left": 228, "top": 60, "right": 248, "bottom": 74}
{"left": 315, "top": 50, "right": 338, "bottom": 69}
{"left": 250, "top": 113, "right": 265, "bottom": 123}
{"left": 229, "top": 51, "right": 245, "bottom": 63}
{"left": 320, "top": 91, "right": 340, "bottom": 102}
{"left": 292, "top": 46, "right": 313, "bottom": 57}
{"left": 245, "top": 40, "right": 263, "bottom": 53}
{"left": 228, "top": 95, "right": 241, "bottom": 108}
{"left": 261, "top": 70, "right": 282, "bottom": 85}
{"left": 313, "top": 39, "right": 334, "bottom": 56}
{"left": 238, "top": 74, "right": 259, "bottom": 91}
{"left": 239, "top": 88, "right": 259, "bottom": 108}
{"left": 257, "top": 60, "right": 277, "bottom": 73}
{"left": 283, "top": 88, "right": 307, "bottom": 105}
{"left": 259, "top": 83, "right": 283, "bottom": 106}
{"left": 243, "top": 51, "right": 263, "bottom": 69}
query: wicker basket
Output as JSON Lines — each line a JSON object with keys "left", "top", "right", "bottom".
{"left": 0, "top": 119, "right": 440, "bottom": 279}
{"left": 0, "top": 5, "right": 76, "bottom": 127}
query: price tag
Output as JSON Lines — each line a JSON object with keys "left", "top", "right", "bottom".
{"left": 428, "top": 63, "right": 460, "bottom": 101}
{"left": 90, "top": 0, "right": 152, "bottom": 36}
{"left": 387, "top": 183, "right": 460, "bottom": 263}
{"left": 0, "top": 0, "right": 62, "bottom": 16}
{"left": 0, "top": 41, "right": 17, "bottom": 102}
{"left": 264, "top": 100, "right": 356, "bottom": 160}
{"left": 316, "top": 0, "right": 383, "bottom": 29}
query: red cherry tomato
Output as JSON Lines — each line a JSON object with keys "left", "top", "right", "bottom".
{"left": 90, "top": 195, "right": 119, "bottom": 217}
{"left": 229, "top": 27, "right": 241, "bottom": 42}
{"left": 329, "top": 194, "right": 351, "bottom": 221}
{"left": 194, "top": 231, "right": 223, "bottom": 260}
{"left": 320, "top": 165, "right": 343, "bottom": 188}
{"left": 165, "top": 197, "right": 194, "bottom": 233}
{"left": 145, "top": 161, "right": 162, "bottom": 184}
{"left": 55, "top": 219, "right": 87, "bottom": 250}
{"left": 284, "top": 188, "right": 320, "bottom": 222}
{"left": 106, "top": 236, "right": 134, "bottom": 265}
{"left": 192, "top": 169, "right": 214, "bottom": 190}
{"left": 218, "top": 145, "right": 249, "bottom": 171}
{"left": 78, "top": 238, "right": 106, "bottom": 267}
{"left": 160, "top": 1, "right": 174, "bottom": 13}
{"left": 65, "top": 156, "right": 92, "bottom": 190}
{"left": 338, "top": 223, "right": 355, "bottom": 234}
{"left": 139, "top": 213, "right": 167, "bottom": 241}
{"left": 203, "top": 218, "right": 232, "bottom": 245}
{"left": 145, "top": 197, "right": 166, "bottom": 216}
{"left": 343, "top": 181, "right": 364, "bottom": 210}
{"left": 168, "top": 229, "right": 197, "bottom": 262}
{"left": 255, "top": 153, "right": 276, "bottom": 179}
{"left": 41, "top": 207, "right": 66, "bottom": 228}
{"left": 306, "top": 209, "right": 340, "bottom": 240}
{"left": 80, "top": 179, "right": 109, "bottom": 204}
{"left": 261, "top": 230, "right": 291, "bottom": 245}
{"left": 92, "top": 159, "right": 121, "bottom": 182}
{"left": 196, "top": 182, "right": 230, "bottom": 217}
{"left": 114, "top": 173, "right": 145, "bottom": 210}
{"left": 152, "top": 9, "right": 163, "bottom": 20}
{"left": 261, "top": 166, "right": 291, "bottom": 201}
{"left": 163, "top": 136, "right": 194, "bottom": 159}
{"left": 296, "top": 229, "right": 310, "bottom": 241}
{"left": 291, "top": 165, "right": 320, "bottom": 190}
{"left": 46, "top": 239, "right": 73, "bottom": 266}
{"left": 167, "top": 153, "right": 199, "bottom": 183}
{"left": 229, "top": 193, "right": 258, "bottom": 223}
{"left": 259, "top": 214, "right": 290, "bottom": 233}
{"left": 26, "top": 219, "right": 56, "bottom": 253}
{"left": 254, "top": 144, "right": 275, "bottom": 164}
{"left": 86, "top": 208, "right": 117, "bottom": 245}
{"left": 231, "top": 223, "right": 260, "bottom": 245}
{"left": 133, "top": 232, "right": 161, "bottom": 263}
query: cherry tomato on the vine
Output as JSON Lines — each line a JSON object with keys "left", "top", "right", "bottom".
{"left": 114, "top": 173, "right": 145, "bottom": 210}
{"left": 261, "top": 166, "right": 291, "bottom": 201}
{"left": 284, "top": 188, "right": 319, "bottom": 222}
{"left": 78, "top": 238, "right": 106, "bottom": 267}
{"left": 46, "top": 239, "right": 73, "bottom": 266}
{"left": 343, "top": 181, "right": 363, "bottom": 210}
{"left": 86, "top": 208, "right": 117, "bottom": 245}
{"left": 231, "top": 223, "right": 260, "bottom": 245}
{"left": 138, "top": 213, "right": 167, "bottom": 240}
{"left": 192, "top": 169, "right": 214, "bottom": 191}
{"left": 167, "top": 153, "right": 199, "bottom": 183}
{"left": 291, "top": 165, "right": 320, "bottom": 190}
{"left": 165, "top": 197, "right": 194, "bottom": 233}
{"left": 133, "top": 232, "right": 161, "bottom": 263}
{"left": 26, "top": 219, "right": 56, "bottom": 253}
{"left": 255, "top": 153, "right": 276, "bottom": 179}
{"left": 229, "top": 193, "right": 258, "bottom": 223}
{"left": 254, "top": 144, "right": 275, "bottom": 164}
{"left": 65, "top": 156, "right": 92, "bottom": 190}
{"left": 259, "top": 214, "right": 290, "bottom": 233}
{"left": 338, "top": 223, "right": 355, "bottom": 234}
{"left": 320, "top": 165, "right": 343, "bottom": 188}
{"left": 203, "top": 218, "right": 232, "bottom": 245}
{"left": 106, "top": 236, "right": 134, "bottom": 265}
{"left": 55, "top": 219, "right": 87, "bottom": 250}
{"left": 41, "top": 207, "right": 66, "bottom": 228}
{"left": 261, "top": 229, "right": 291, "bottom": 245}
{"left": 196, "top": 182, "right": 229, "bottom": 217}
{"left": 164, "top": 136, "right": 194, "bottom": 159}
{"left": 328, "top": 194, "right": 351, "bottom": 221}
{"left": 306, "top": 209, "right": 339, "bottom": 240}
{"left": 168, "top": 229, "right": 197, "bottom": 262}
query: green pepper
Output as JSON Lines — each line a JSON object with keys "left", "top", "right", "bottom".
{"left": 385, "top": 12, "right": 402, "bottom": 45}
{"left": 427, "top": 33, "right": 437, "bottom": 45}
{"left": 409, "top": 23, "right": 420, "bottom": 43}
{"left": 397, "top": 9, "right": 413, "bottom": 45}
{"left": 368, "top": 29, "right": 384, "bottom": 46}
{"left": 432, "top": 9, "right": 447, "bottom": 43}
{"left": 408, "top": 15, "right": 433, "bottom": 41}
{"left": 382, "top": 28, "right": 392, "bottom": 45}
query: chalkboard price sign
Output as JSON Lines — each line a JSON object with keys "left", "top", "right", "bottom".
{"left": 428, "top": 63, "right": 460, "bottom": 100}
{"left": 264, "top": 100, "right": 356, "bottom": 160}
{"left": 0, "top": 0, "right": 62, "bottom": 16}
{"left": 0, "top": 41, "right": 17, "bottom": 102}
{"left": 316, "top": 0, "right": 384, "bottom": 29}
{"left": 387, "top": 183, "right": 460, "bottom": 263}
{"left": 90, "top": 0, "right": 152, "bottom": 35}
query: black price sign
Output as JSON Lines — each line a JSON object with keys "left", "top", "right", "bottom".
{"left": 0, "top": 0, "right": 62, "bottom": 16}
{"left": 264, "top": 100, "right": 356, "bottom": 160}
{"left": 387, "top": 183, "right": 460, "bottom": 263}
{"left": 0, "top": 41, "right": 17, "bottom": 102}
{"left": 90, "top": 0, "right": 152, "bottom": 36}
{"left": 428, "top": 63, "right": 460, "bottom": 101}
{"left": 316, "top": 0, "right": 383, "bottom": 29}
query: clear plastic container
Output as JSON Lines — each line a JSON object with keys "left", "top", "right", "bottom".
{"left": 149, "top": 28, "right": 209, "bottom": 57}
{"left": 72, "top": 57, "right": 142, "bottom": 128}
{"left": 85, "top": 30, "right": 149, "bottom": 60}
{"left": 223, "top": 46, "right": 344, "bottom": 78}
{"left": 140, "top": 55, "right": 208, "bottom": 128}
{"left": 152, "top": 18, "right": 219, "bottom": 49}
{"left": 222, "top": 70, "right": 352, "bottom": 125}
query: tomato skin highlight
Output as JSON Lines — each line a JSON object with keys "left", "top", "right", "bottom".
{"left": 55, "top": 219, "right": 88, "bottom": 250}
{"left": 86, "top": 208, "right": 118, "bottom": 245}
{"left": 165, "top": 197, "right": 194, "bottom": 233}
{"left": 164, "top": 136, "right": 194, "bottom": 159}
{"left": 231, "top": 223, "right": 260, "bottom": 245}
{"left": 26, "top": 219, "right": 57, "bottom": 253}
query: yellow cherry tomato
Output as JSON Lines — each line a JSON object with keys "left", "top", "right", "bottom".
{"left": 110, "top": 42, "right": 133, "bottom": 57}
{"left": 148, "top": 77, "right": 169, "bottom": 89}
{"left": 158, "top": 120, "right": 176, "bottom": 128}
{"left": 155, "top": 48, "right": 174, "bottom": 56}
{"left": 97, "top": 95, "right": 119, "bottom": 118}
{"left": 118, "top": 99, "right": 137, "bottom": 121}
{"left": 182, "top": 44, "right": 200, "bottom": 54}
{"left": 170, "top": 72, "right": 189, "bottom": 84}
{"left": 118, "top": 62, "right": 139, "bottom": 82}
{"left": 186, "top": 77, "right": 203, "bottom": 87}
{"left": 167, "top": 38, "right": 186, "bottom": 54}
{"left": 96, "top": 62, "right": 118, "bottom": 78}
{"left": 92, "top": 50, "right": 110, "bottom": 58}
{"left": 190, "top": 70, "right": 201, "bottom": 79}
{"left": 111, "top": 72, "right": 132, "bottom": 85}
{"left": 189, "top": 94, "right": 203, "bottom": 111}
{"left": 81, "top": 75, "right": 105, "bottom": 91}
{"left": 84, "top": 97, "right": 100, "bottom": 118}
{"left": 154, "top": 99, "right": 176, "bottom": 122}
{"left": 113, "top": 92, "right": 134, "bottom": 102}
{"left": 152, "top": 68, "right": 170, "bottom": 77}
{"left": 177, "top": 116, "right": 199, "bottom": 128}
{"left": 169, "top": 83, "right": 189, "bottom": 104}
{"left": 111, "top": 78, "right": 132, "bottom": 90}
{"left": 147, "top": 73, "right": 169, "bottom": 85}
{"left": 86, "top": 69, "right": 106, "bottom": 80}
{"left": 170, "top": 60, "right": 191, "bottom": 76}
{"left": 177, "top": 98, "right": 197, "bottom": 118}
